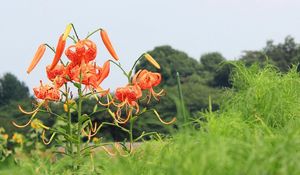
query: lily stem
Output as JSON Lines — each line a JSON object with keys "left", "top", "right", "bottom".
{"left": 65, "top": 84, "right": 73, "bottom": 157}
{"left": 86, "top": 28, "right": 102, "bottom": 39}
{"left": 129, "top": 115, "right": 134, "bottom": 153}
{"left": 76, "top": 73, "right": 83, "bottom": 170}
{"left": 109, "top": 60, "right": 131, "bottom": 83}
{"left": 71, "top": 23, "right": 80, "bottom": 41}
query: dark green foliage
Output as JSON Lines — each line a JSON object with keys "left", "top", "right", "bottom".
{"left": 0, "top": 74, "right": 32, "bottom": 136}
{"left": 241, "top": 36, "right": 300, "bottom": 72}
{"left": 0, "top": 73, "right": 29, "bottom": 106}
{"left": 200, "top": 52, "right": 225, "bottom": 72}
{"left": 211, "top": 63, "right": 233, "bottom": 87}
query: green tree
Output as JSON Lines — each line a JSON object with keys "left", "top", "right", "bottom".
{"left": 200, "top": 52, "right": 225, "bottom": 72}
{"left": 135, "top": 45, "right": 202, "bottom": 86}
{"left": 241, "top": 36, "right": 300, "bottom": 72}
{"left": 0, "top": 73, "right": 29, "bottom": 106}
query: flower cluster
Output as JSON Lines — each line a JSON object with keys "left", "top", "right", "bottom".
{"left": 29, "top": 27, "right": 111, "bottom": 102}
{"left": 113, "top": 68, "right": 165, "bottom": 123}
{"left": 15, "top": 24, "right": 175, "bottom": 168}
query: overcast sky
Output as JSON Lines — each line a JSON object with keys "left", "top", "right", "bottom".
{"left": 1, "top": 0, "right": 300, "bottom": 92}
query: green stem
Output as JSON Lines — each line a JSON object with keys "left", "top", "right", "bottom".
{"left": 129, "top": 115, "right": 134, "bottom": 152}
{"left": 71, "top": 23, "right": 80, "bottom": 41}
{"left": 109, "top": 54, "right": 144, "bottom": 84}
{"left": 176, "top": 72, "right": 187, "bottom": 124}
{"left": 75, "top": 72, "right": 83, "bottom": 170}
{"left": 109, "top": 60, "right": 131, "bottom": 83}
{"left": 65, "top": 84, "right": 73, "bottom": 156}
{"left": 85, "top": 28, "right": 102, "bottom": 39}
{"left": 45, "top": 44, "right": 55, "bottom": 53}
{"left": 76, "top": 86, "right": 82, "bottom": 169}
{"left": 68, "top": 35, "right": 77, "bottom": 43}
{"left": 44, "top": 43, "right": 66, "bottom": 66}
{"left": 129, "top": 54, "right": 144, "bottom": 76}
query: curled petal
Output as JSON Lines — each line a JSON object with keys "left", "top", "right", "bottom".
{"left": 82, "top": 123, "right": 100, "bottom": 142}
{"left": 153, "top": 109, "right": 176, "bottom": 125}
{"left": 132, "top": 69, "right": 141, "bottom": 84}
{"left": 95, "top": 87, "right": 110, "bottom": 97}
{"left": 38, "top": 123, "right": 50, "bottom": 130}
{"left": 65, "top": 45, "right": 77, "bottom": 63}
{"left": 97, "top": 97, "right": 114, "bottom": 106}
{"left": 151, "top": 88, "right": 165, "bottom": 101}
{"left": 27, "top": 44, "right": 46, "bottom": 74}
{"left": 130, "top": 101, "right": 140, "bottom": 114}
{"left": 82, "top": 129, "right": 92, "bottom": 142}
{"left": 18, "top": 105, "right": 39, "bottom": 115}
{"left": 114, "top": 143, "right": 131, "bottom": 156}
{"left": 101, "top": 146, "right": 116, "bottom": 156}
{"left": 81, "top": 128, "right": 90, "bottom": 137}
{"left": 12, "top": 112, "right": 36, "bottom": 128}
{"left": 42, "top": 130, "right": 56, "bottom": 145}
{"left": 97, "top": 60, "right": 110, "bottom": 85}
{"left": 115, "top": 108, "right": 132, "bottom": 124}
{"left": 13, "top": 104, "right": 42, "bottom": 128}
{"left": 91, "top": 89, "right": 113, "bottom": 106}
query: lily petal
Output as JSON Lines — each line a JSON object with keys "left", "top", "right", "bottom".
{"left": 97, "top": 60, "right": 110, "bottom": 85}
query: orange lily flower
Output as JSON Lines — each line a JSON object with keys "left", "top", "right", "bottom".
{"left": 65, "top": 39, "right": 97, "bottom": 65}
{"left": 66, "top": 61, "right": 110, "bottom": 90}
{"left": 46, "top": 64, "right": 67, "bottom": 88}
{"left": 132, "top": 69, "right": 164, "bottom": 102}
{"left": 33, "top": 81, "right": 60, "bottom": 101}
{"left": 27, "top": 44, "right": 46, "bottom": 74}
{"left": 114, "top": 84, "right": 142, "bottom": 123}
{"left": 67, "top": 62, "right": 97, "bottom": 86}
{"left": 100, "top": 29, "right": 119, "bottom": 61}
{"left": 115, "top": 84, "right": 142, "bottom": 107}
{"left": 49, "top": 35, "right": 66, "bottom": 70}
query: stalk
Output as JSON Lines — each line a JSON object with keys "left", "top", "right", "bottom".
{"left": 76, "top": 86, "right": 82, "bottom": 169}
{"left": 64, "top": 84, "right": 73, "bottom": 156}
{"left": 71, "top": 23, "right": 80, "bottom": 41}
{"left": 176, "top": 72, "right": 187, "bottom": 125}
{"left": 75, "top": 72, "right": 83, "bottom": 170}
{"left": 129, "top": 116, "right": 134, "bottom": 152}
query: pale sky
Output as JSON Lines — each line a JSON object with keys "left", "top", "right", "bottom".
{"left": 1, "top": 0, "right": 300, "bottom": 92}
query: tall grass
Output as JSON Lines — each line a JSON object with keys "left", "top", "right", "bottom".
{"left": 225, "top": 63, "right": 300, "bottom": 128}
{"left": 94, "top": 63, "right": 300, "bottom": 175}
